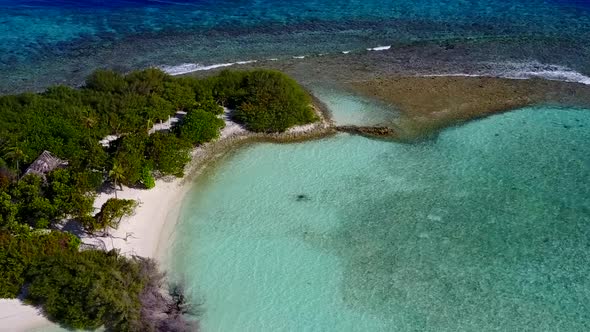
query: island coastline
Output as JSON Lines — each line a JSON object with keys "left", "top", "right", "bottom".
{"left": 2, "top": 74, "right": 589, "bottom": 331}
{"left": 0, "top": 96, "right": 333, "bottom": 332}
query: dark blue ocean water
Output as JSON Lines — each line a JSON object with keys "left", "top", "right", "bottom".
{"left": 1, "top": 0, "right": 589, "bottom": 92}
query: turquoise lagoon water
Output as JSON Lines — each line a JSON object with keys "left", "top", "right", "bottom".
{"left": 172, "top": 106, "right": 590, "bottom": 331}
{"left": 312, "top": 87, "right": 399, "bottom": 127}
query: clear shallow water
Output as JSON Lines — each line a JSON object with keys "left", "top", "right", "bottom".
{"left": 1, "top": 0, "right": 590, "bottom": 92}
{"left": 312, "top": 87, "right": 399, "bottom": 126}
{"left": 172, "top": 106, "right": 590, "bottom": 331}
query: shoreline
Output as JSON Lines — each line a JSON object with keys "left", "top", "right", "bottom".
{"left": 4, "top": 74, "right": 589, "bottom": 331}
{"left": 0, "top": 100, "right": 334, "bottom": 332}
{"left": 90, "top": 99, "right": 333, "bottom": 263}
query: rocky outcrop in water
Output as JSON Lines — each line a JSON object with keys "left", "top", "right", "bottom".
{"left": 335, "top": 126, "right": 397, "bottom": 139}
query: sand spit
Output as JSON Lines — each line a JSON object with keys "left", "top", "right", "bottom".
{"left": 345, "top": 76, "right": 590, "bottom": 140}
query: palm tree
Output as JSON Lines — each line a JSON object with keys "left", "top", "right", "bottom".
{"left": 108, "top": 162, "right": 125, "bottom": 198}
{"left": 3, "top": 144, "right": 27, "bottom": 176}
{"left": 146, "top": 117, "right": 154, "bottom": 134}
{"left": 83, "top": 115, "right": 97, "bottom": 129}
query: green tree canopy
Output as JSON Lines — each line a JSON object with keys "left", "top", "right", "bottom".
{"left": 0, "top": 68, "right": 315, "bottom": 330}
{"left": 25, "top": 249, "right": 143, "bottom": 331}
{"left": 91, "top": 198, "right": 137, "bottom": 232}
{"left": 211, "top": 69, "right": 317, "bottom": 132}
{"left": 85, "top": 70, "right": 128, "bottom": 94}
{"left": 177, "top": 109, "right": 225, "bottom": 145}
{"left": 146, "top": 132, "right": 192, "bottom": 177}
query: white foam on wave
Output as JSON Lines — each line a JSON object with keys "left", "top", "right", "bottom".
{"left": 505, "top": 69, "right": 590, "bottom": 85}
{"left": 161, "top": 58, "right": 589, "bottom": 87}
{"left": 422, "top": 73, "right": 483, "bottom": 78}
{"left": 159, "top": 60, "right": 257, "bottom": 76}
{"left": 367, "top": 45, "right": 391, "bottom": 51}
{"left": 423, "top": 61, "right": 590, "bottom": 86}
{"left": 342, "top": 50, "right": 351, "bottom": 54}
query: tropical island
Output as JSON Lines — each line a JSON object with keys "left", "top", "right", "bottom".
{"left": 0, "top": 68, "right": 325, "bottom": 331}
{"left": 1, "top": 62, "right": 589, "bottom": 332}
{"left": 2, "top": 0, "right": 590, "bottom": 330}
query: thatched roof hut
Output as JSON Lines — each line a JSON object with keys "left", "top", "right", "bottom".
{"left": 23, "top": 150, "right": 68, "bottom": 178}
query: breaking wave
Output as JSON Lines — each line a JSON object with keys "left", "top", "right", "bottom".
{"left": 159, "top": 60, "right": 257, "bottom": 75}
{"left": 423, "top": 61, "right": 590, "bottom": 85}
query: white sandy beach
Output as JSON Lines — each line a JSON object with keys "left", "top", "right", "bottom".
{"left": 83, "top": 109, "right": 250, "bottom": 260}
{"left": 0, "top": 107, "right": 330, "bottom": 332}
{"left": 0, "top": 176, "right": 202, "bottom": 332}
{"left": 0, "top": 299, "right": 51, "bottom": 332}
{"left": 0, "top": 110, "right": 247, "bottom": 332}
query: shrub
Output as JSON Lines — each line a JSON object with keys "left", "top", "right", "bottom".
{"left": 146, "top": 132, "right": 192, "bottom": 177}
{"left": 196, "top": 97, "right": 224, "bottom": 115}
{"left": 92, "top": 198, "right": 137, "bottom": 232}
{"left": 140, "top": 165, "right": 156, "bottom": 189}
{"left": 112, "top": 133, "right": 148, "bottom": 186}
{"left": 25, "top": 250, "right": 144, "bottom": 331}
{"left": 163, "top": 82, "right": 196, "bottom": 112}
{"left": 224, "top": 70, "right": 317, "bottom": 132}
{"left": 0, "top": 231, "right": 80, "bottom": 298}
{"left": 11, "top": 175, "right": 57, "bottom": 228}
{"left": 85, "top": 70, "right": 127, "bottom": 93}
{"left": 46, "top": 169, "right": 95, "bottom": 219}
{"left": 126, "top": 68, "right": 169, "bottom": 95}
{"left": 77, "top": 214, "right": 98, "bottom": 232}
{"left": 177, "top": 109, "right": 225, "bottom": 145}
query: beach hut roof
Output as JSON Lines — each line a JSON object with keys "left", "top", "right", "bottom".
{"left": 23, "top": 150, "right": 68, "bottom": 178}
